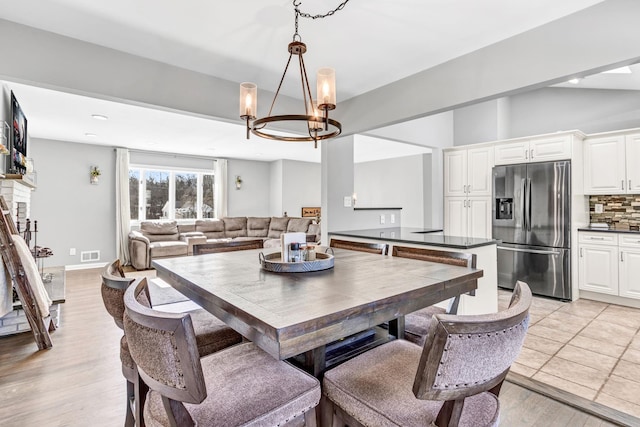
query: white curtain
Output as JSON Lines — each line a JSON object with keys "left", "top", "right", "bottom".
{"left": 116, "top": 148, "right": 131, "bottom": 265}
{"left": 214, "top": 159, "right": 228, "bottom": 218}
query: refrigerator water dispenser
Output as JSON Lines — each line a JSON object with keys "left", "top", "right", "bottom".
{"left": 496, "top": 198, "right": 513, "bottom": 220}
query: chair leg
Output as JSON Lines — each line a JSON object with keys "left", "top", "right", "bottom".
{"left": 125, "top": 380, "right": 135, "bottom": 427}
{"left": 304, "top": 407, "right": 318, "bottom": 427}
{"left": 134, "top": 370, "right": 148, "bottom": 427}
{"left": 320, "top": 395, "right": 334, "bottom": 427}
{"left": 435, "top": 399, "right": 465, "bottom": 427}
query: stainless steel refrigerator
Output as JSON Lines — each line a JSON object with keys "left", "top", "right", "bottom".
{"left": 492, "top": 160, "right": 571, "bottom": 300}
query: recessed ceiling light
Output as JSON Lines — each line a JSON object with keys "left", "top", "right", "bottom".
{"left": 603, "top": 66, "right": 632, "bottom": 74}
{"left": 567, "top": 78, "right": 582, "bottom": 84}
{"left": 85, "top": 133, "right": 97, "bottom": 137}
{"left": 91, "top": 114, "right": 109, "bottom": 120}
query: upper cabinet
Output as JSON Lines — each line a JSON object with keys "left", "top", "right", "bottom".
{"left": 494, "top": 134, "right": 573, "bottom": 165}
{"left": 444, "top": 146, "right": 494, "bottom": 197}
{"left": 584, "top": 132, "right": 640, "bottom": 194}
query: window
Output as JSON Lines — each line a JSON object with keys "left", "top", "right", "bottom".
{"left": 129, "top": 166, "right": 215, "bottom": 222}
{"left": 129, "top": 169, "right": 140, "bottom": 221}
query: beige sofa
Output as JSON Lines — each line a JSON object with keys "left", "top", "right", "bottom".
{"left": 128, "top": 217, "right": 320, "bottom": 270}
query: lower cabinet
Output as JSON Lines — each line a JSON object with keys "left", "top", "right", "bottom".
{"left": 444, "top": 197, "right": 491, "bottom": 239}
{"left": 619, "top": 235, "right": 640, "bottom": 299}
{"left": 578, "top": 243, "right": 618, "bottom": 295}
{"left": 578, "top": 232, "right": 640, "bottom": 300}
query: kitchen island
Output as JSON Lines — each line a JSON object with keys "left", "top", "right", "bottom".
{"left": 329, "top": 228, "right": 499, "bottom": 315}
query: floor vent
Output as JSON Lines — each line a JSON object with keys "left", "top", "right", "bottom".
{"left": 80, "top": 250, "right": 100, "bottom": 263}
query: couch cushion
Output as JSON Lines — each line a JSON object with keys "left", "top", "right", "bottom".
{"left": 268, "top": 217, "right": 290, "bottom": 238}
{"left": 196, "top": 219, "right": 226, "bottom": 239}
{"left": 287, "top": 218, "right": 312, "bottom": 233}
{"left": 141, "top": 221, "right": 179, "bottom": 242}
{"left": 223, "top": 217, "right": 248, "bottom": 238}
{"left": 247, "top": 217, "right": 271, "bottom": 237}
{"left": 149, "top": 241, "right": 188, "bottom": 258}
{"left": 178, "top": 223, "right": 196, "bottom": 233}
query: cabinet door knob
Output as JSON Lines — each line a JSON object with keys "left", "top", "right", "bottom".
{"left": 622, "top": 180, "right": 625, "bottom": 190}
{"left": 621, "top": 252, "right": 624, "bottom": 262}
{"left": 530, "top": 149, "right": 534, "bottom": 159}
{"left": 580, "top": 248, "right": 583, "bottom": 257}
{"left": 525, "top": 150, "right": 528, "bottom": 160}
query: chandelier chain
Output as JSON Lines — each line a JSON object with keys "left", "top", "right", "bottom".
{"left": 294, "top": 0, "right": 350, "bottom": 20}
{"left": 293, "top": 0, "right": 350, "bottom": 39}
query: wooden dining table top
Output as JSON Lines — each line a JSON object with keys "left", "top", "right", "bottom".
{"left": 152, "top": 248, "right": 483, "bottom": 362}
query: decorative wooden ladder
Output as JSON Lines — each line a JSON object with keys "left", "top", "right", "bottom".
{"left": 0, "top": 196, "right": 53, "bottom": 350}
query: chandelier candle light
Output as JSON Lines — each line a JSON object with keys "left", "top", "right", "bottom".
{"left": 240, "top": 0, "right": 348, "bottom": 148}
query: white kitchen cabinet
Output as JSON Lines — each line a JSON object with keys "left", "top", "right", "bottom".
{"left": 494, "top": 135, "right": 572, "bottom": 165}
{"left": 443, "top": 146, "right": 493, "bottom": 239}
{"left": 584, "top": 132, "right": 640, "bottom": 194}
{"left": 444, "top": 197, "right": 466, "bottom": 237}
{"left": 579, "top": 243, "right": 619, "bottom": 295}
{"left": 578, "top": 231, "right": 640, "bottom": 300}
{"left": 619, "top": 234, "right": 640, "bottom": 299}
{"left": 444, "top": 196, "right": 491, "bottom": 239}
{"left": 444, "top": 147, "right": 493, "bottom": 197}
{"left": 625, "top": 134, "right": 640, "bottom": 193}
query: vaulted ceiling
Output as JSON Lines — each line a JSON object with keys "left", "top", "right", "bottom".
{"left": 2, "top": 0, "right": 637, "bottom": 162}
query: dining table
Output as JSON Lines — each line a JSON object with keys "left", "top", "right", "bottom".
{"left": 152, "top": 247, "right": 483, "bottom": 376}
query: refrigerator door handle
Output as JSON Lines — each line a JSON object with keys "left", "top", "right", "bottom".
{"left": 527, "top": 178, "right": 532, "bottom": 232}
{"left": 523, "top": 178, "right": 532, "bottom": 232}
{"left": 521, "top": 178, "right": 527, "bottom": 231}
{"left": 498, "top": 246, "right": 562, "bottom": 256}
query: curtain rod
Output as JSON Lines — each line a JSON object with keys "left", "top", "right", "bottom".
{"left": 113, "top": 147, "right": 221, "bottom": 161}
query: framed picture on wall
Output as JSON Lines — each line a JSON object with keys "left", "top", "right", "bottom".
{"left": 302, "top": 207, "right": 321, "bottom": 218}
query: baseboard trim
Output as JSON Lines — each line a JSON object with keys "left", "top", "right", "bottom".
{"left": 64, "top": 262, "right": 109, "bottom": 271}
{"left": 506, "top": 372, "right": 637, "bottom": 426}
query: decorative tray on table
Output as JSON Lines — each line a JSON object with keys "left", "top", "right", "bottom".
{"left": 259, "top": 251, "right": 334, "bottom": 273}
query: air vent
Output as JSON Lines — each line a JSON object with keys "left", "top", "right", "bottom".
{"left": 80, "top": 250, "right": 100, "bottom": 263}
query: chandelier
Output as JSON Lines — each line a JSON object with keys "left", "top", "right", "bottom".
{"left": 239, "top": 0, "right": 349, "bottom": 148}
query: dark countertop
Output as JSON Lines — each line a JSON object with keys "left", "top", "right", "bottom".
{"left": 329, "top": 227, "right": 499, "bottom": 249}
{"left": 578, "top": 227, "right": 640, "bottom": 234}
{"left": 353, "top": 207, "right": 402, "bottom": 211}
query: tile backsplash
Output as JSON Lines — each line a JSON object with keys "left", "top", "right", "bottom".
{"left": 589, "top": 195, "right": 640, "bottom": 230}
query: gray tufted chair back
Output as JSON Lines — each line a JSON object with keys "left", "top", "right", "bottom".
{"left": 100, "top": 259, "right": 135, "bottom": 330}
{"left": 123, "top": 278, "right": 207, "bottom": 408}
{"left": 413, "top": 281, "right": 531, "bottom": 402}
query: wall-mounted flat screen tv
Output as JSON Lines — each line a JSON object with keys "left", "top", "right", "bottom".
{"left": 10, "top": 91, "right": 28, "bottom": 175}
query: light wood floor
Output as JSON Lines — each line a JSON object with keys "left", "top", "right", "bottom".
{"left": 0, "top": 268, "right": 618, "bottom": 427}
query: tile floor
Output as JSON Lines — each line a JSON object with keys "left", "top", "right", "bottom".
{"left": 499, "top": 290, "right": 640, "bottom": 420}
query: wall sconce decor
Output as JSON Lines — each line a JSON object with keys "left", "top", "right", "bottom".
{"left": 235, "top": 175, "right": 243, "bottom": 190}
{"left": 90, "top": 166, "right": 101, "bottom": 184}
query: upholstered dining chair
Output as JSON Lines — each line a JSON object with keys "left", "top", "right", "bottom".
{"left": 329, "top": 238, "right": 389, "bottom": 255}
{"left": 392, "top": 245, "right": 477, "bottom": 345}
{"left": 123, "top": 277, "right": 322, "bottom": 427}
{"left": 322, "top": 281, "right": 532, "bottom": 427}
{"left": 100, "top": 259, "right": 244, "bottom": 427}
{"left": 100, "top": 259, "right": 142, "bottom": 427}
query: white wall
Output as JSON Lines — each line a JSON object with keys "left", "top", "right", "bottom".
{"left": 508, "top": 87, "right": 640, "bottom": 137}
{"left": 269, "top": 160, "right": 283, "bottom": 217}
{"left": 453, "top": 87, "right": 640, "bottom": 146}
{"left": 354, "top": 155, "right": 424, "bottom": 228}
{"left": 281, "top": 160, "right": 320, "bottom": 218}
{"left": 30, "top": 138, "right": 116, "bottom": 267}
{"left": 453, "top": 98, "right": 510, "bottom": 146}
{"left": 226, "top": 159, "right": 271, "bottom": 217}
